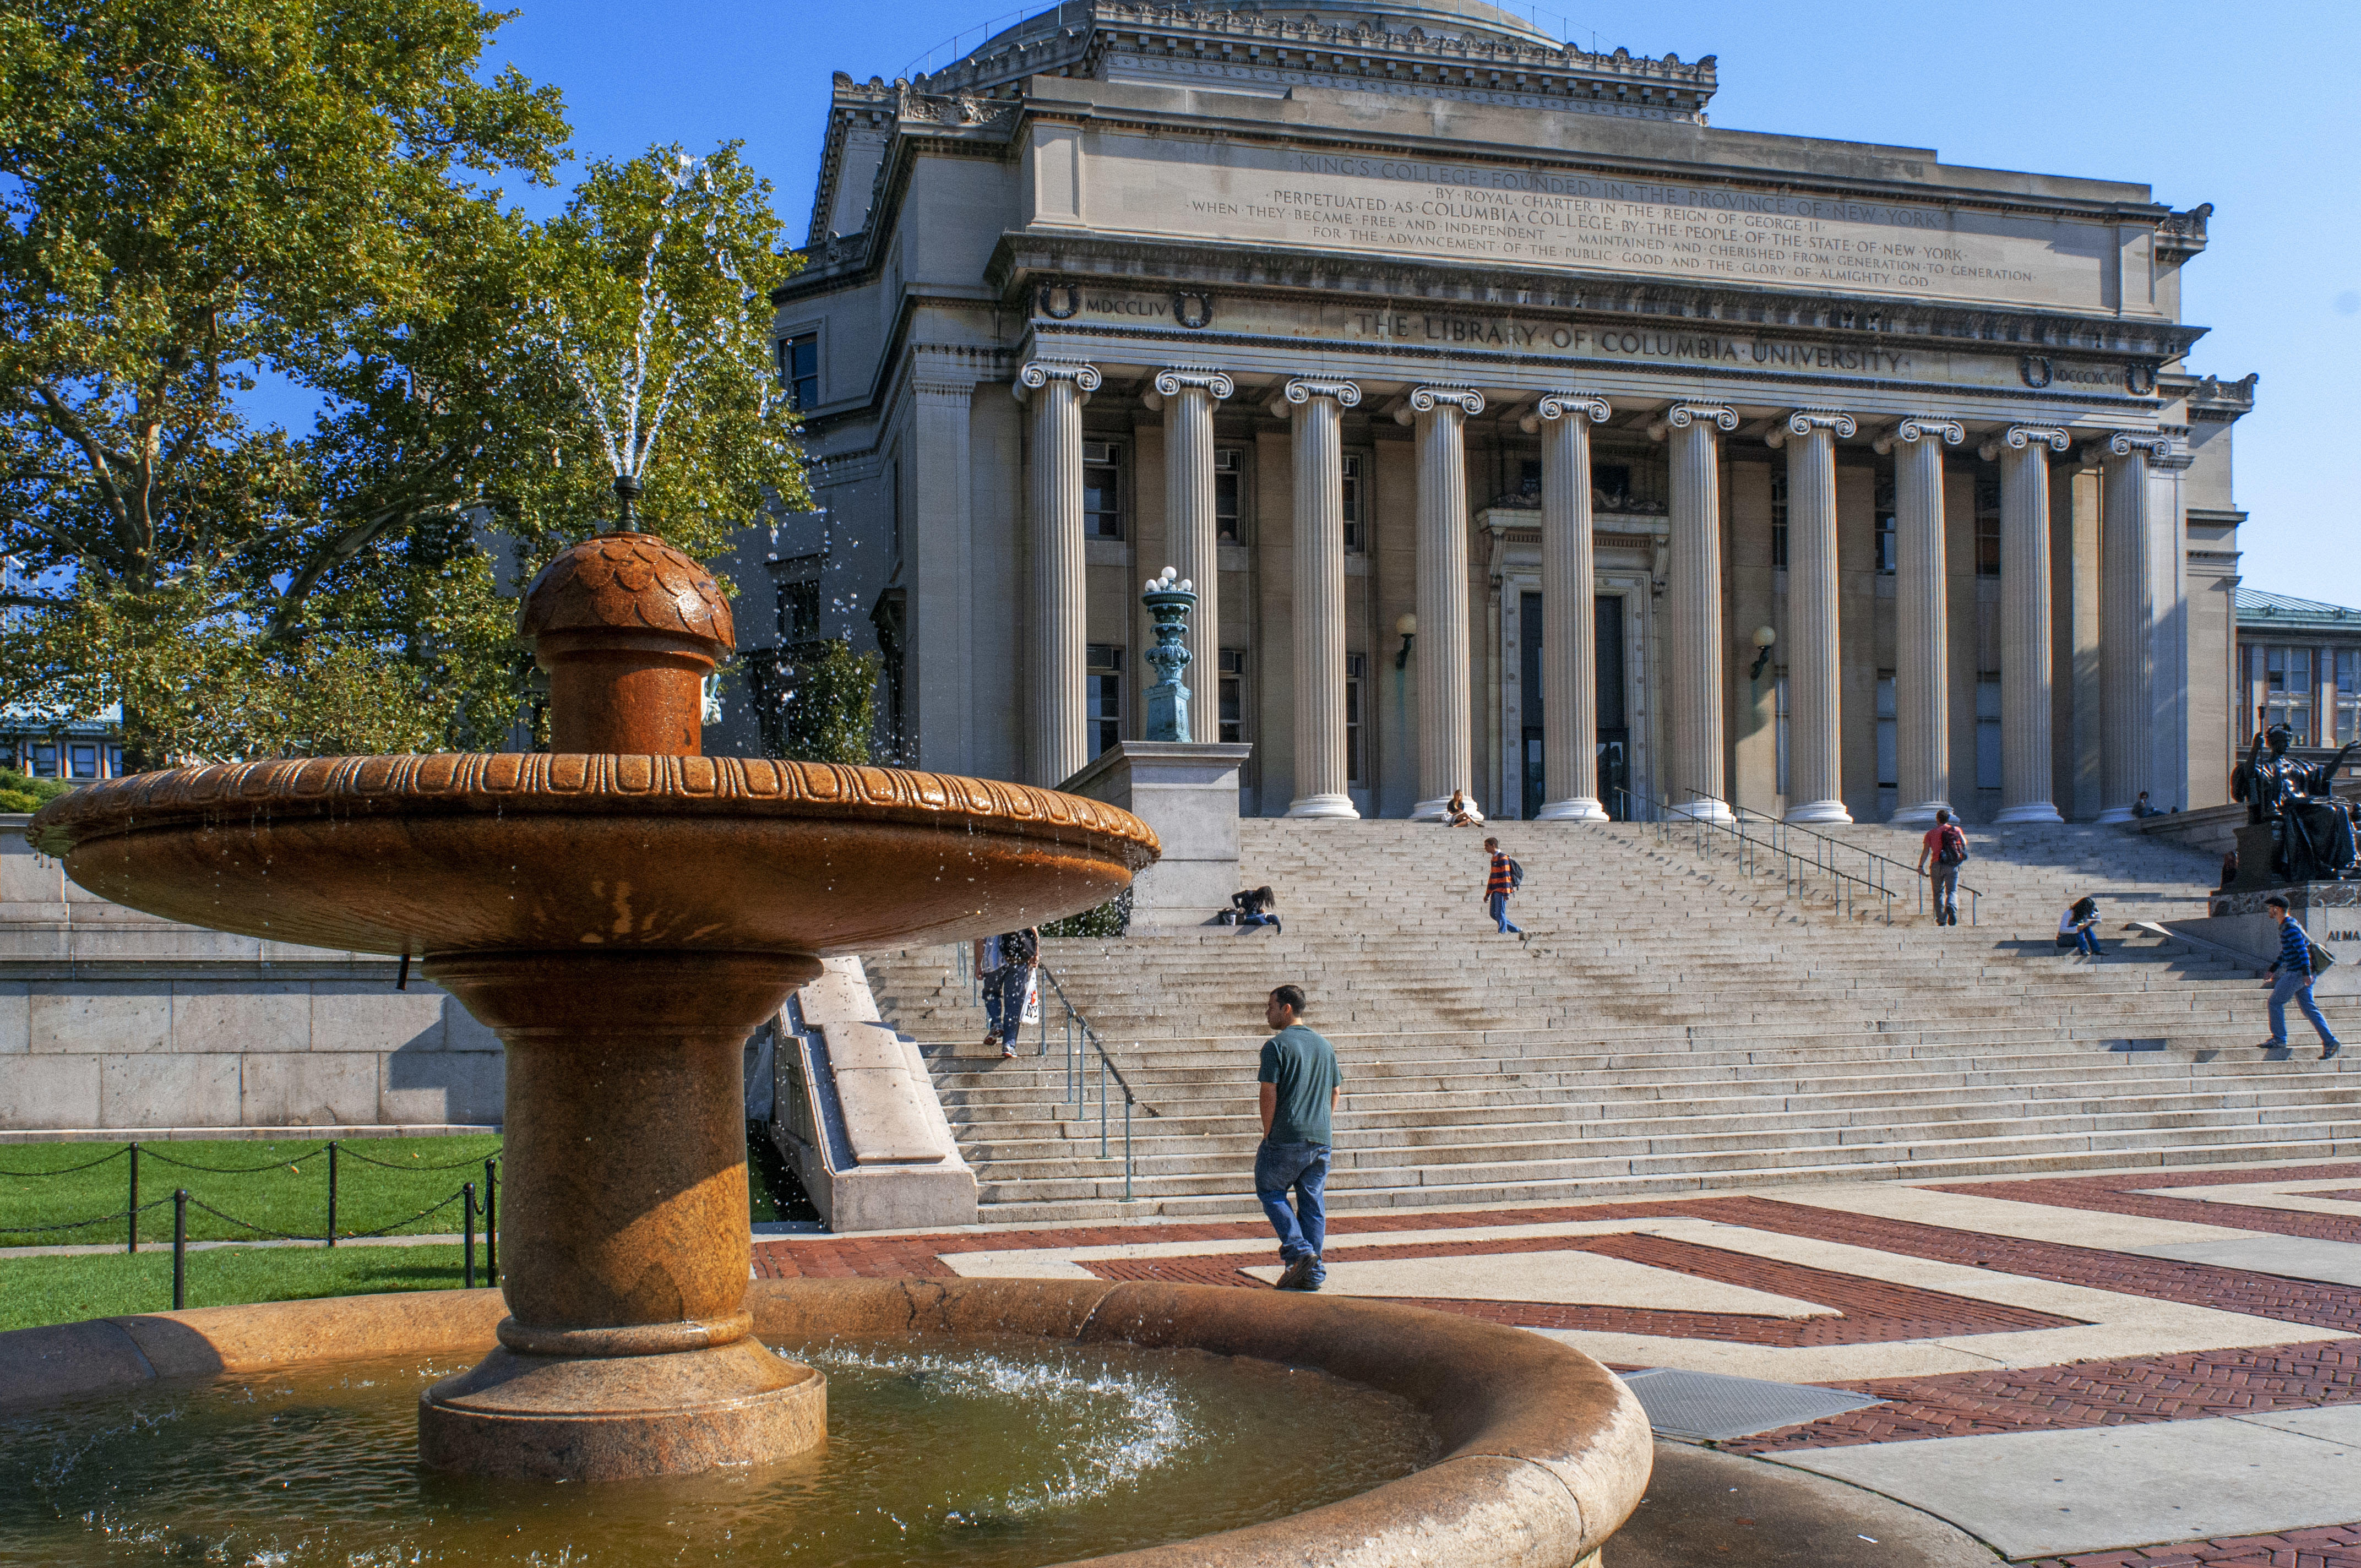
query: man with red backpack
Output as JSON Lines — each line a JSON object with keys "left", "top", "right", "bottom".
{"left": 1915, "top": 808, "right": 1969, "bottom": 927}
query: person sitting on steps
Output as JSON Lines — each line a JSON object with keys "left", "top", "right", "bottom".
{"left": 2057, "top": 896, "right": 2103, "bottom": 960}
{"left": 1444, "top": 788, "right": 1483, "bottom": 827}
{"left": 1234, "top": 885, "right": 1281, "bottom": 935}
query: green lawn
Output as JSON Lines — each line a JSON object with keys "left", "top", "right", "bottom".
{"left": 0, "top": 1128, "right": 812, "bottom": 1333}
{"left": 0, "top": 1243, "right": 480, "bottom": 1332}
{"left": 0, "top": 1134, "right": 506, "bottom": 1247}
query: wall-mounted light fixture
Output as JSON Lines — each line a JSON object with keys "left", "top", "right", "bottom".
{"left": 1395, "top": 612, "right": 1418, "bottom": 669}
{"left": 1748, "top": 624, "right": 1777, "bottom": 682}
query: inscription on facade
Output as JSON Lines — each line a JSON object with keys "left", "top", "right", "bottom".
{"left": 1091, "top": 133, "right": 2124, "bottom": 313}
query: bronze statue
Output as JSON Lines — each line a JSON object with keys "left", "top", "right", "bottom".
{"left": 2233, "top": 721, "right": 2360, "bottom": 882}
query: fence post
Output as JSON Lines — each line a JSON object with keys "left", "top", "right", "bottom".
{"left": 483, "top": 1157, "right": 498, "bottom": 1278}
{"left": 127, "top": 1141, "right": 139, "bottom": 1254}
{"left": 1123, "top": 1095, "right": 1134, "bottom": 1204}
{"left": 1098, "top": 1052, "right": 1108, "bottom": 1158}
{"left": 326, "top": 1140, "right": 338, "bottom": 1248}
{"left": 463, "top": 1182, "right": 477, "bottom": 1289}
{"left": 171, "top": 1190, "right": 188, "bottom": 1310}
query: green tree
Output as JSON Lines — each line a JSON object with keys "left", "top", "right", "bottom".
{"left": 0, "top": 0, "right": 568, "bottom": 764}
{"left": 749, "top": 639, "right": 878, "bottom": 766}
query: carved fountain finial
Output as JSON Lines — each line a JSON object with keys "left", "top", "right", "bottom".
{"left": 519, "top": 503, "right": 735, "bottom": 756}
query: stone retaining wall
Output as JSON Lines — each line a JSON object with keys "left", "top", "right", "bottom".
{"left": 3, "top": 816, "right": 503, "bottom": 1133}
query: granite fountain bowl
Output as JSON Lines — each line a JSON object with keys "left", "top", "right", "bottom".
{"left": 14, "top": 522, "right": 1652, "bottom": 1562}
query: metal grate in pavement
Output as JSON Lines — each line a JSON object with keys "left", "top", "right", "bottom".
{"left": 1618, "top": 1367, "right": 1883, "bottom": 1441}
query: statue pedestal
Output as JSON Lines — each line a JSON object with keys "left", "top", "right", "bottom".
{"left": 2231, "top": 822, "right": 2279, "bottom": 891}
{"left": 1062, "top": 743, "right": 1253, "bottom": 929}
{"left": 2165, "top": 880, "right": 2361, "bottom": 997}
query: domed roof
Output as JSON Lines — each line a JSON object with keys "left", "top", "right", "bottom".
{"left": 964, "top": 0, "right": 1558, "bottom": 67}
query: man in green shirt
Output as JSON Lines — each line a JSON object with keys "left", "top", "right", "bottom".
{"left": 1255, "top": 984, "right": 1342, "bottom": 1292}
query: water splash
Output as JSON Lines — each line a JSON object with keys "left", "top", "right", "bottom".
{"left": 800, "top": 1345, "right": 1193, "bottom": 1517}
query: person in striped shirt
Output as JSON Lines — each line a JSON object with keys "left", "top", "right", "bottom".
{"left": 2258, "top": 894, "right": 2340, "bottom": 1059}
{"left": 1481, "top": 837, "right": 1525, "bottom": 943}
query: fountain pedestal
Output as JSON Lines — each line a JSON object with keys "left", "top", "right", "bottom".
{"left": 417, "top": 950, "right": 828, "bottom": 1478}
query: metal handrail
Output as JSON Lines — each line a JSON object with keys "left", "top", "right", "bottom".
{"left": 952, "top": 942, "right": 1150, "bottom": 1203}
{"left": 1033, "top": 965, "right": 1154, "bottom": 1204}
{"left": 1613, "top": 784, "right": 1975, "bottom": 925}
{"left": 1675, "top": 786, "right": 1985, "bottom": 917}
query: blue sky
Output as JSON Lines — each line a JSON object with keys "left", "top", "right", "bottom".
{"left": 464, "top": 0, "right": 2357, "bottom": 605}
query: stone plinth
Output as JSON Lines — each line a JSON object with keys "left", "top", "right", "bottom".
{"left": 2164, "top": 879, "right": 2361, "bottom": 996}
{"left": 1063, "top": 742, "right": 1253, "bottom": 928}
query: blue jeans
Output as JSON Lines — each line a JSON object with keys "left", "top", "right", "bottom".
{"left": 2268, "top": 971, "right": 2338, "bottom": 1047}
{"left": 1254, "top": 1139, "right": 1329, "bottom": 1280}
{"left": 983, "top": 966, "right": 1030, "bottom": 1044}
{"left": 1488, "top": 892, "right": 1521, "bottom": 934}
{"left": 2075, "top": 926, "right": 2101, "bottom": 957}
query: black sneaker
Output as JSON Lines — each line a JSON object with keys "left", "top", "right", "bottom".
{"left": 1274, "top": 1256, "right": 1316, "bottom": 1292}
{"left": 2326, "top": 1041, "right": 2343, "bottom": 1060}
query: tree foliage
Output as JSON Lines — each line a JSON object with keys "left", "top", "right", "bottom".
{"left": 748, "top": 640, "right": 878, "bottom": 767}
{"left": 0, "top": 1, "right": 807, "bottom": 765}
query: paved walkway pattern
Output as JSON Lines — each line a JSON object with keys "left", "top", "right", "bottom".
{"left": 753, "top": 1160, "right": 2361, "bottom": 1566}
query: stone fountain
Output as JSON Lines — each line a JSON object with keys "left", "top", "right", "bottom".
{"left": 25, "top": 497, "right": 1154, "bottom": 1482}
{"left": 15, "top": 505, "right": 1653, "bottom": 1564}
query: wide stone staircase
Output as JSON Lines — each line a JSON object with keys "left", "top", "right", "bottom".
{"left": 866, "top": 817, "right": 2358, "bottom": 1224}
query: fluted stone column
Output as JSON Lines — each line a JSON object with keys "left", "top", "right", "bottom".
{"left": 1405, "top": 385, "right": 1483, "bottom": 820}
{"left": 2092, "top": 429, "right": 2174, "bottom": 824}
{"left": 1875, "top": 417, "right": 1965, "bottom": 825}
{"left": 1527, "top": 393, "right": 1612, "bottom": 821}
{"left": 1277, "top": 378, "right": 1361, "bottom": 819}
{"left": 1768, "top": 409, "right": 1856, "bottom": 824}
{"left": 1015, "top": 359, "right": 1099, "bottom": 787}
{"left": 1653, "top": 403, "right": 1738, "bottom": 823}
{"left": 1981, "top": 424, "right": 2071, "bottom": 824}
{"left": 1150, "top": 369, "right": 1234, "bottom": 744}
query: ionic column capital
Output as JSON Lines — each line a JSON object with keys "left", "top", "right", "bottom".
{"left": 2079, "top": 428, "right": 2175, "bottom": 465}
{"left": 1977, "top": 423, "right": 2072, "bottom": 461}
{"left": 1520, "top": 392, "right": 1611, "bottom": 433}
{"left": 1149, "top": 367, "right": 1234, "bottom": 402}
{"left": 1012, "top": 360, "right": 1101, "bottom": 404}
{"left": 1766, "top": 408, "right": 1857, "bottom": 449}
{"left": 1873, "top": 417, "right": 1966, "bottom": 454}
{"left": 1272, "top": 378, "right": 1362, "bottom": 418}
{"left": 1646, "top": 402, "right": 1738, "bottom": 440}
{"left": 1404, "top": 384, "right": 1485, "bottom": 419}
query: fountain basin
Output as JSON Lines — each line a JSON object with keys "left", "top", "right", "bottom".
{"left": 0, "top": 1277, "right": 1652, "bottom": 1566}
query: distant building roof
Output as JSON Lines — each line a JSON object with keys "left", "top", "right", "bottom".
{"left": 2237, "top": 587, "right": 2361, "bottom": 630}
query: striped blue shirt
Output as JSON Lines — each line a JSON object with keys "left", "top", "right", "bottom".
{"left": 2277, "top": 918, "right": 2313, "bottom": 977}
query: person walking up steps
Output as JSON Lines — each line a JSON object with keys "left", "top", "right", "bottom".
{"left": 1914, "top": 808, "right": 1968, "bottom": 926}
{"left": 1482, "top": 837, "right": 1526, "bottom": 941}
{"left": 2256, "top": 894, "right": 2341, "bottom": 1059}
{"left": 1254, "top": 985, "right": 1341, "bottom": 1291}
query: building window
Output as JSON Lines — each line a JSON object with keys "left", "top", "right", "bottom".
{"left": 1341, "top": 454, "right": 1366, "bottom": 553}
{"left": 1875, "top": 674, "right": 1897, "bottom": 788}
{"left": 1874, "top": 472, "right": 1897, "bottom": 575}
{"left": 1344, "top": 653, "right": 1366, "bottom": 784}
{"left": 106, "top": 744, "right": 123, "bottom": 777}
{"left": 773, "top": 553, "right": 826, "bottom": 640}
{"left": 32, "top": 741, "right": 57, "bottom": 778}
{"left": 2259, "top": 645, "right": 2314, "bottom": 745}
{"left": 1769, "top": 473, "right": 1788, "bottom": 569}
{"left": 2338, "top": 650, "right": 2360, "bottom": 744}
{"left": 1976, "top": 676, "right": 2003, "bottom": 789}
{"left": 1215, "top": 449, "right": 1243, "bottom": 542}
{"left": 1774, "top": 672, "right": 1790, "bottom": 796}
{"left": 777, "top": 331, "right": 818, "bottom": 412}
{"left": 1595, "top": 462, "right": 1633, "bottom": 509}
{"left": 1218, "top": 649, "right": 1247, "bottom": 743}
{"left": 68, "top": 743, "right": 98, "bottom": 778}
{"left": 1083, "top": 442, "right": 1123, "bottom": 541}
{"left": 1975, "top": 479, "right": 2001, "bottom": 576}
{"left": 1087, "top": 644, "right": 1123, "bottom": 755}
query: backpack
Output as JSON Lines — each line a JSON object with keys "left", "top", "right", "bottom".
{"left": 1935, "top": 826, "right": 1969, "bottom": 868}
{"left": 1506, "top": 858, "right": 1525, "bottom": 891}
